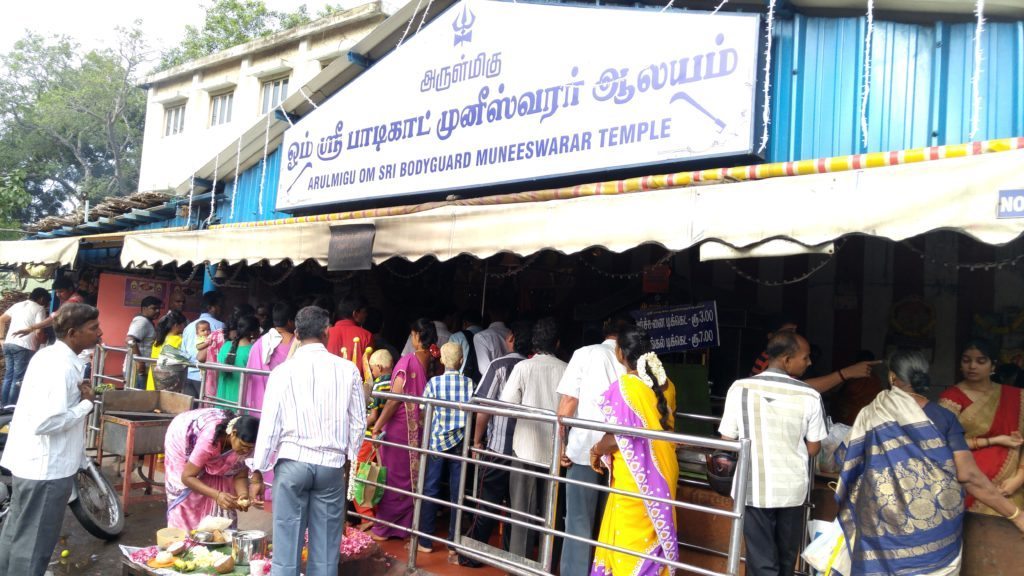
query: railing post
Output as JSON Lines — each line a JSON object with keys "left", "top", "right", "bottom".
{"left": 539, "top": 419, "right": 563, "bottom": 571}
{"left": 726, "top": 438, "right": 750, "bottom": 576}
{"left": 407, "top": 402, "right": 434, "bottom": 570}
{"left": 198, "top": 361, "right": 207, "bottom": 405}
{"left": 453, "top": 423, "right": 473, "bottom": 551}
{"left": 124, "top": 346, "right": 136, "bottom": 390}
{"left": 87, "top": 344, "right": 106, "bottom": 448}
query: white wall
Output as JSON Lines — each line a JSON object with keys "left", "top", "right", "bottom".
{"left": 136, "top": 17, "right": 379, "bottom": 193}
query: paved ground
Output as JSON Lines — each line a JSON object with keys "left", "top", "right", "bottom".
{"left": 27, "top": 457, "right": 277, "bottom": 575}
{"left": 0, "top": 454, "right": 379, "bottom": 575}
{"left": 3, "top": 456, "right": 472, "bottom": 576}
{"left": 0, "top": 416, "right": 510, "bottom": 576}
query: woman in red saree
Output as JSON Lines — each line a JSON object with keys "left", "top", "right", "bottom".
{"left": 369, "top": 318, "right": 442, "bottom": 541}
{"left": 939, "top": 338, "right": 1024, "bottom": 515}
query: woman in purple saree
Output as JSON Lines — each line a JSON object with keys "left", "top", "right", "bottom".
{"left": 370, "top": 318, "right": 441, "bottom": 540}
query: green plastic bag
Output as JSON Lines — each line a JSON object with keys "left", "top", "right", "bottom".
{"left": 354, "top": 446, "right": 387, "bottom": 507}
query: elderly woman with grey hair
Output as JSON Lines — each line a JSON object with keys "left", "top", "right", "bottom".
{"left": 831, "top": 349, "right": 1024, "bottom": 576}
{"left": 250, "top": 306, "right": 366, "bottom": 576}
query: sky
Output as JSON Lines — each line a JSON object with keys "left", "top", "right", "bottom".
{"left": 1, "top": 0, "right": 340, "bottom": 66}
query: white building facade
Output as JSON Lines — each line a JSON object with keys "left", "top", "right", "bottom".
{"left": 136, "top": 2, "right": 387, "bottom": 194}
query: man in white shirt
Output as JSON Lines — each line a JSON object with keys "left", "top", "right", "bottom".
{"left": 473, "top": 309, "right": 511, "bottom": 376}
{"left": 252, "top": 305, "right": 365, "bottom": 576}
{"left": 718, "top": 331, "right": 827, "bottom": 576}
{"left": 0, "top": 303, "right": 101, "bottom": 576}
{"left": 499, "top": 317, "right": 566, "bottom": 561}
{"left": 555, "top": 315, "right": 631, "bottom": 576}
{"left": 125, "top": 295, "right": 162, "bottom": 389}
{"left": 0, "top": 288, "right": 51, "bottom": 406}
{"left": 180, "top": 291, "right": 225, "bottom": 398}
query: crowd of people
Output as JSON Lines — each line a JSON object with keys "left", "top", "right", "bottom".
{"left": 126, "top": 291, "right": 681, "bottom": 576}
{"left": 1, "top": 283, "right": 1023, "bottom": 576}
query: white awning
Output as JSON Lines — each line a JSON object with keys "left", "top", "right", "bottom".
{"left": 121, "top": 147, "right": 1024, "bottom": 268}
{"left": 0, "top": 237, "right": 80, "bottom": 268}
{"left": 119, "top": 223, "right": 334, "bottom": 268}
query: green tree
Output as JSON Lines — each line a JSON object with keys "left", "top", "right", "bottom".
{"left": 0, "top": 28, "right": 146, "bottom": 220}
{"left": 0, "top": 170, "right": 31, "bottom": 239}
{"left": 158, "top": 0, "right": 348, "bottom": 71}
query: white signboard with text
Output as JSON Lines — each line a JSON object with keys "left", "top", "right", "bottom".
{"left": 277, "top": 0, "right": 760, "bottom": 210}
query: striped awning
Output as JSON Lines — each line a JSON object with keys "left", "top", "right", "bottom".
{"left": 120, "top": 141, "right": 1024, "bottom": 269}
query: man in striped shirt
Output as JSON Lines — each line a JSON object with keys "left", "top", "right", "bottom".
{"left": 719, "top": 331, "right": 827, "bottom": 576}
{"left": 252, "top": 306, "right": 365, "bottom": 576}
{"left": 465, "top": 320, "right": 532, "bottom": 556}
{"left": 418, "top": 342, "right": 475, "bottom": 555}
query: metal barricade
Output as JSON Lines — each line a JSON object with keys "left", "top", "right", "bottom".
{"left": 87, "top": 344, "right": 751, "bottom": 575}
{"left": 353, "top": 390, "right": 752, "bottom": 576}
{"left": 88, "top": 343, "right": 271, "bottom": 447}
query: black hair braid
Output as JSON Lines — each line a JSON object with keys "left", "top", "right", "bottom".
{"left": 642, "top": 362, "right": 672, "bottom": 431}
{"left": 154, "top": 310, "right": 186, "bottom": 347}
{"left": 619, "top": 326, "right": 671, "bottom": 431}
{"left": 214, "top": 410, "right": 238, "bottom": 438}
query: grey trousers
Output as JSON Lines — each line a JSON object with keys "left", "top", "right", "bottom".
{"left": 560, "top": 464, "right": 608, "bottom": 576}
{"left": 0, "top": 474, "right": 74, "bottom": 576}
{"left": 508, "top": 460, "right": 549, "bottom": 561}
{"left": 271, "top": 459, "right": 347, "bottom": 576}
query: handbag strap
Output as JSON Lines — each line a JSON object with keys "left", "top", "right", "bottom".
{"left": 363, "top": 442, "right": 383, "bottom": 466}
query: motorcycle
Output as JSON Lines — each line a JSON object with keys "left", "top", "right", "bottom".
{"left": 0, "top": 405, "right": 125, "bottom": 540}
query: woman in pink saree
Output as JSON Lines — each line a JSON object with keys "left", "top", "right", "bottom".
{"left": 243, "top": 303, "right": 297, "bottom": 410}
{"left": 369, "top": 318, "right": 441, "bottom": 540}
{"left": 164, "top": 409, "right": 262, "bottom": 530}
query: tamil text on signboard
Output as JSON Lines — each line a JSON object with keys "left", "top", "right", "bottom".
{"left": 276, "top": 0, "right": 760, "bottom": 210}
{"left": 631, "top": 302, "right": 720, "bottom": 354}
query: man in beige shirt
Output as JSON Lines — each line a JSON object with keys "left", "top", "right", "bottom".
{"left": 499, "top": 317, "right": 566, "bottom": 561}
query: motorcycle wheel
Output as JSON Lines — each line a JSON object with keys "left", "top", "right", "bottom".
{"left": 69, "top": 462, "right": 125, "bottom": 540}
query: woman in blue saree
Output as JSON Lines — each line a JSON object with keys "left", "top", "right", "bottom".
{"left": 833, "top": 350, "right": 1024, "bottom": 576}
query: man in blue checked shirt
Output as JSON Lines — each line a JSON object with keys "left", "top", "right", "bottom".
{"left": 417, "top": 341, "right": 474, "bottom": 559}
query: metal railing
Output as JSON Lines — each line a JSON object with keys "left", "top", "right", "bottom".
{"left": 354, "top": 390, "right": 751, "bottom": 576}
{"left": 87, "top": 344, "right": 751, "bottom": 576}
{"left": 88, "top": 343, "right": 271, "bottom": 445}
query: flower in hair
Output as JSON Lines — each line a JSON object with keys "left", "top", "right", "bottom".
{"left": 226, "top": 416, "right": 241, "bottom": 436}
{"left": 636, "top": 352, "right": 667, "bottom": 388}
{"left": 428, "top": 343, "right": 441, "bottom": 359}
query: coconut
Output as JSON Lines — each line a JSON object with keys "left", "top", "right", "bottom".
{"left": 155, "top": 551, "right": 174, "bottom": 564}
{"left": 213, "top": 555, "right": 235, "bottom": 574}
{"left": 167, "top": 541, "right": 188, "bottom": 556}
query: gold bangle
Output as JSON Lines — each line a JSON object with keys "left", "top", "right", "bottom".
{"left": 1008, "top": 506, "right": 1021, "bottom": 521}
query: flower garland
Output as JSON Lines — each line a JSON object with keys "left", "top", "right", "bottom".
{"left": 637, "top": 351, "right": 667, "bottom": 388}
{"left": 860, "top": 0, "right": 875, "bottom": 148}
{"left": 205, "top": 152, "right": 220, "bottom": 227}
{"left": 757, "top": 0, "right": 777, "bottom": 154}
{"left": 969, "top": 0, "right": 986, "bottom": 140}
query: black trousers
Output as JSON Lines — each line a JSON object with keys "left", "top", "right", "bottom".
{"left": 468, "top": 452, "right": 512, "bottom": 550}
{"left": 743, "top": 505, "right": 805, "bottom": 576}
